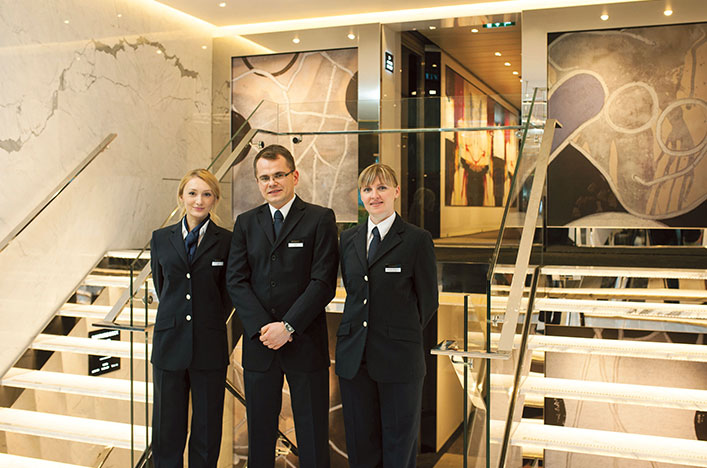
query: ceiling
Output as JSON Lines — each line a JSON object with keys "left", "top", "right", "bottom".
{"left": 154, "top": 0, "right": 648, "bottom": 109}
{"left": 421, "top": 22, "right": 522, "bottom": 107}
{"left": 157, "top": 0, "right": 510, "bottom": 27}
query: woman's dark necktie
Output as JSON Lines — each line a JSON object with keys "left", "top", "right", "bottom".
{"left": 184, "top": 215, "right": 210, "bottom": 263}
{"left": 368, "top": 226, "right": 381, "bottom": 264}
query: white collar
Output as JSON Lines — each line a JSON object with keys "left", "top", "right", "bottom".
{"left": 367, "top": 212, "right": 396, "bottom": 241}
{"left": 181, "top": 217, "right": 210, "bottom": 241}
{"left": 269, "top": 195, "right": 296, "bottom": 221}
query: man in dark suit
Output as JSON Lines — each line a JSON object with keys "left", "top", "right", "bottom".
{"left": 336, "top": 163, "right": 438, "bottom": 468}
{"left": 227, "top": 144, "right": 338, "bottom": 468}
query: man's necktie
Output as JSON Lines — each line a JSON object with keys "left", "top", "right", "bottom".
{"left": 273, "top": 210, "right": 284, "bottom": 239}
{"left": 368, "top": 226, "right": 381, "bottom": 264}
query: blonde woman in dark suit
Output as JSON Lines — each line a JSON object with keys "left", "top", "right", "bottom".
{"left": 336, "top": 163, "right": 439, "bottom": 468}
{"left": 150, "top": 169, "right": 232, "bottom": 468}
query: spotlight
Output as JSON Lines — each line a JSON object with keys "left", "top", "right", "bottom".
{"left": 600, "top": 13, "right": 609, "bottom": 21}
{"left": 664, "top": 9, "right": 673, "bottom": 16}
{"left": 292, "top": 136, "right": 303, "bottom": 144}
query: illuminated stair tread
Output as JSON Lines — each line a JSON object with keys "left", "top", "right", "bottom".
{"left": 490, "top": 374, "right": 707, "bottom": 410}
{"left": 1, "top": 368, "right": 152, "bottom": 403}
{"left": 493, "top": 265, "right": 707, "bottom": 280}
{"left": 58, "top": 303, "right": 156, "bottom": 322}
{"left": 0, "top": 408, "right": 148, "bottom": 450}
{"left": 490, "top": 420, "right": 707, "bottom": 466}
{"left": 0, "top": 453, "right": 91, "bottom": 468}
{"left": 105, "top": 250, "right": 150, "bottom": 259}
{"left": 31, "top": 334, "right": 150, "bottom": 359}
{"left": 82, "top": 275, "right": 154, "bottom": 289}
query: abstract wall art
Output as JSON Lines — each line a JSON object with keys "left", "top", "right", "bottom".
{"left": 231, "top": 48, "right": 358, "bottom": 221}
{"left": 547, "top": 22, "right": 707, "bottom": 227}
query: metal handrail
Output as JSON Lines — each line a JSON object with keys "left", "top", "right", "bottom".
{"left": 497, "top": 266, "right": 541, "bottom": 468}
{"left": 0, "top": 133, "right": 117, "bottom": 254}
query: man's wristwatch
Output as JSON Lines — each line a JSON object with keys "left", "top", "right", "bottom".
{"left": 283, "top": 321, "right": 295, "bottom": 334}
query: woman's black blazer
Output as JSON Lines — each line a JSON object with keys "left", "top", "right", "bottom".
{"left": 335, "top": 214, "right": 438, "bottom": 383}
{"left": 150, "top": 221, "right": 232, "bottom": 371}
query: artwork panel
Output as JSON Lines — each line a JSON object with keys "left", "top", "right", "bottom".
{"left": 231, "top": 49, "right": 358, "bottom": 221}
{"left": 547, "top": 23, "right": 707, "bottom": 227}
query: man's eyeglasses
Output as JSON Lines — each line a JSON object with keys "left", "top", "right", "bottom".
{"left": 257, "top": 169, "right": 295, "bottom": 184}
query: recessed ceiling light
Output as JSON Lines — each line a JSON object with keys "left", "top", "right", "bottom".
{"left": 201, "top": 45, "right": 208, "bottom": 49}
{"left": 156, "top": 50, "right": 163, "bottom": 55}
{"left": 600, "top": 13, "right": 609, "bottom": 20}
{"left": 218, "top": 2, "right": 226, "bottom": 7}
{"left": 664, "top": 9, "right": 673, "bottom": 16}
{"left": 117, "top": 13, "right": 122, "bottom": 18}
{"left": 519, "top": 78, "right": 522, "bottom": 82}
{"left": 432, "top": 63, "right": 437, "bottom": 68}
{"left": 292, "top": 37, "right": 300, "bottom": 44}
{"left": 504, "top": 62, "right": 511, "bottom": 67}
{"left": 347, "top": 33, "right": 356, "bottom": 40}
{"left": 429, "top": 25, "right": 436, "bottom": 30}
{"left": 495, "top": 52, "right": 502, "bottom": 57}
{"left": 512, "top": 71, "right": 519, "bottom": 75}
{"left": 471, "top": 28, "right": 479, "bottom": 33}
{"left": 63, "top": 19, "right": 70, "bottom": 24}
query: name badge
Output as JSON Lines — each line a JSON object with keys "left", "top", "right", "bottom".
{"left": 212, "top": 261, "right": 224, "bottom": 266}
{"left": 288, "top": 240, "right": 304, "bottom": 248}
{"left": 385, "top": 265, "right": 402, "bottom": 273}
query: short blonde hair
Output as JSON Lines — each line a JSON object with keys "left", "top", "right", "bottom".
{"left": 178, "top": 168, "right": 221, "bottom": 202}
{"left": 357, "top": 163, "right": 399, "bottom": 189}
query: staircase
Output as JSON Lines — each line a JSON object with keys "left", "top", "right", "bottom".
{"left": 451, "top": 264, "right": 707, "bottom": 467}
{"left": 0, "top": 250, "right": 153, "bottom": 468}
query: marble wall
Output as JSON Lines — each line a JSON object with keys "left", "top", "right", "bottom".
{"left": 0, "top": 0, "right": 213, "bottom": 376}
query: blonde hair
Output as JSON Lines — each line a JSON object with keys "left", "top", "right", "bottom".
{"left": 357, "top": 163, "right": 399, "bottom": 189}
{"left": 178, "top": 169, "right": 221, "bottom": 201}
{"left": 177, "top": 169, "right": 221, "bottom": 223}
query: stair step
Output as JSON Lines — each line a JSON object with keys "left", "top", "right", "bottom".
{"left": 1, "top": 368, "right": 152, "bottom": 403}
{"left": 106, "top": 250, "right": 150, "bottom": 260}
{"left": 31, "top": 334, "right": 150, "bottom": 359}
{"left": 469, "top": 332, "right": 707, "bottom": 362}
{"left": 0, "top": 453, "right": 91, "bottom": 468}
{"left": 491, "top": 375, "right": 707, "bottom": 410}
{"left": 492, "top": 285, "right": 707, "bottom": 301}
{"left": 59, "top": 303, "right": 156, "bottom": 323}
{"left": 83, "top": 274, "right": 154, "bottom": 289}
{"left": 0, "top": 408, "right": 148, "bottom": 450}
{"left": 493, "top": 265, "right": 707, "bottom": 280}
{"left": 528, "top": 334, "right": 707, "bottom": 362}
{"left": 491, "top": 420, "right": 707, "bottom": 466}
{"left": 532, "top": 297, "right": 707, "bottom": 320}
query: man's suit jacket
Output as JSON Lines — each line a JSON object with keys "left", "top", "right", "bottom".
{"left": 227, "top": 195, "right": 338, "bottom": 373}
{"left": 335, "top": 214, "right": 438, "bottom": 383}
{"left": 150, "top": 221, "right": 232, "bottom": 371}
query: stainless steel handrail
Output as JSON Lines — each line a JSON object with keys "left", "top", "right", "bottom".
{"left": 0, "top": 133, "right": 117, "bottom": 253}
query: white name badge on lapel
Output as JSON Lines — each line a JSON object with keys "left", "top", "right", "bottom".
{"left": 288, "top": 240, "right": 304, "bottom": 248}
{"left": 212, "top": 261, "right": 224, "bottom": 266}
{"left": 385, "top": 265, "right": 402, "bottom": 273}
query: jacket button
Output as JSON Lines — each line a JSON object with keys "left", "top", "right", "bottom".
{"left": 363, "top": 275, "right": 368, "bottom": 281}
{"left": 270, "top": 281, "right": 276, "bottom": 287}
{"left": 186, "top": 294, "right": 191, "bottom": 300}
{"left": 186, "top": 273, "right": 191, "bottom": 279}
{"left": 271, "top": 254, "right": 277, "bottom": 261}
{"left": 363, "top": 321, "right": 368, "bottom": 327}
{"left": 186, "top": 315, "right": 192, "bottom": 321}
{"left": 271, "top": 308, "right": 276, "bottom": 313}
{"left": 363, "top": 298, "right": 367, "bottom": 305}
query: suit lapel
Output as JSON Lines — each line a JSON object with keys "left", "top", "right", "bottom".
{"left": 168, "top": 222, "right": 189, "bottom": 267}
{"left": 353, "top": 223, "right": 368, "bottom": 270}
{"left": 256, "top": 204, "right": 275, "bottom": 246}
{"left": 369, "top": 214, "right": 404, "bottom": 267}
{"left": 273, "top": 196, "right": 305, "bottom": 250}
{"left": 191, "top": 222, "right": 220, "bottom": 264}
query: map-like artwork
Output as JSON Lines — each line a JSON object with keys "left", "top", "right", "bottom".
{"left": 231, "top": 49, "right": 358, "bottom": 221}
{"left": 547, "top": 23, "right": 707, "bottom": 227}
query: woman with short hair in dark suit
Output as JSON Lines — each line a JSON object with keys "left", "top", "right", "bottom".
{"left": 150, "top": 168, "right": 233, "bottom": 468}
{"left": 336, "top": 163, "right": 439, "bottom": 468}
